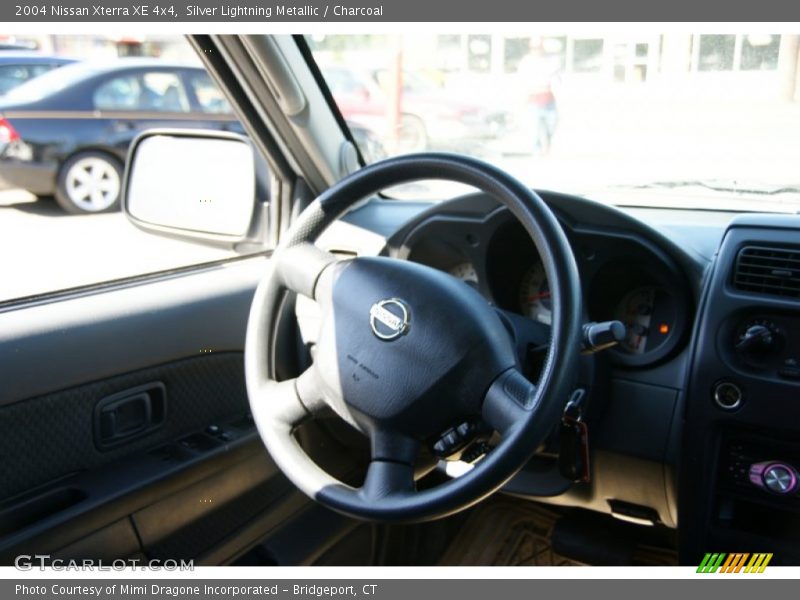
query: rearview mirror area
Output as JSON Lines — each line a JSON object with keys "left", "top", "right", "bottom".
{"left": 123, "top": 130, "right": 265, "bottom": 247}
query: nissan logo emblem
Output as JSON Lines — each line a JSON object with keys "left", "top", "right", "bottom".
{"left": 369, "top": 298, "right": 410, "bottom": 341}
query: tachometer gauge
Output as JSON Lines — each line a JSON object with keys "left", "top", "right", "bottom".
{"left": 615, "top": 286, "right": 657, "bottom": 354}
{"left": 519, "top": 262, "right": 552, "bottom": 325}
{"left": 448, "top": 262, "right": 479, "bottom": 286}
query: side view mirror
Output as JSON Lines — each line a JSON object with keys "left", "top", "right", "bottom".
{"left": 122, "top": 129, "right": 269, "bottom": 249}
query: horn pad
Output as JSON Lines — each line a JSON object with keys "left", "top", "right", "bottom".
{"left": 313, "top": 256, "right": 517, "bottom": 438}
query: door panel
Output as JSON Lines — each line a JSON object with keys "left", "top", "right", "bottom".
{"left": 0, "top": 352, "right": 248, "bottom": 499}
{"left": 0, "top": 255, "right": 321, "bottom": 564}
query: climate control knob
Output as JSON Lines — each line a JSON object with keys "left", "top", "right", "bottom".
{"left": 734, "top": 318, "right": 784, "bottom": 368}
{"left": 749, "top": 461, "right": 799, "bottom": 495}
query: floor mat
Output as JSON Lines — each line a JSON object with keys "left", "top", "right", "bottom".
{"left": 439, "top": 500, "right": 581, "bottom": 566}
{"left": 439, "top": 499, "right": 677, "bottom": 566}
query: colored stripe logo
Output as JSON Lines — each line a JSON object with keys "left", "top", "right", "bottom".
{"left": 697, "top": 553, "right": 773, "bottom": 573}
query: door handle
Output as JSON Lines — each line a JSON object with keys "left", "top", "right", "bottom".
{"left": 93, "top": 382, "right": 166, "bottom": 450}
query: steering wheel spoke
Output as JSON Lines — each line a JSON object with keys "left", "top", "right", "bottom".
{"left": 276, "top": 242, "right": 339, "bottom": 301}
{"left": 357, "top": 429, "right": 419, "bottom": 500}
{"left": 361, "top": 459, "right": 416, "bottom": 501}
{"left": 250, "top": 366, "right": 326, "bottom": 430}
{"left": 481, "top": 368, "right": 541, "bottom": 435}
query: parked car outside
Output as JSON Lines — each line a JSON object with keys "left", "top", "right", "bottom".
{"left": 0, "top": 52, "right": 76, "bottom": 96}
{"left": 322, "top": 64, "right": 507, "bottom": 154}
{"left": 0, "top": 58, "right": 244, "bottom": 214}
{"left": 0, "top": 57, "right": 386, "bottom": 214}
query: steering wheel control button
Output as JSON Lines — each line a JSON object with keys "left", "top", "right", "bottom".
{"left": 713, "top": 381, "right": 743, "bottom": 410}
{"left": 369, "top": 298, "right": 410, "bottom": 341}
{"left": 432, "top": 427, "right": 464, "bottom": 458}
{"left": 432, "top": 421, "right": 488, "bottom": 459}
{"left": 749, "top": 461, "right": 799, "bottom": 495}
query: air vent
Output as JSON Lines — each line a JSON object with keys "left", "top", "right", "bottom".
{"left": 734, "top": 246, "right": 800, "bottom": 299}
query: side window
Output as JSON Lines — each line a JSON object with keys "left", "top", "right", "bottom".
{"left": 29, "top": 64, "right": 57, "bottom": 78}
{"left": 93, "top": 75, "right": 141, "bottom": 110}
{"left": 0, "top": 64, "right": 57, "bottom": 95}
{"left": 0, "top": 65, "right": 30, "bottom": 94}
{"left": 140, "top": 72, "right": 190, "bottom": 112}
{"left": 93, "top": 72, "right": 190, "bottom": 112}
{"left": 187, "top": 71, "right": 232, "bottom": 114}
{"left": 0, "top": 35, "right": 266, "bottom": 304}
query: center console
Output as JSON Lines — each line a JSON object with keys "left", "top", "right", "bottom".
{"left": 680, "top": 215, "right": 800, "bottom": 565}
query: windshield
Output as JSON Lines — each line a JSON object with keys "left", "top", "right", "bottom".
{"left": 308, "top": 33, "right": 800, "bottom": 212}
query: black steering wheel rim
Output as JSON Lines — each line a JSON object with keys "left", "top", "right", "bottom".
{"left": 244, "top": 153, "right": 582, "bottom": 522}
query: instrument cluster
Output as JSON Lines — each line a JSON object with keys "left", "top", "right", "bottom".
{"left": 404, "top": 211, "right": 691, "bottom": 368}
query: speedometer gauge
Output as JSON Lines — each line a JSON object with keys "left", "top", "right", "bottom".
{"left": 519, "top": 262, "right": 552, "bottom": 325}
{"left": 448, "top": 262, "right": 479, "bottom": 287}
{"left": 615, "top": 286, "right": 657, "bottom": 354}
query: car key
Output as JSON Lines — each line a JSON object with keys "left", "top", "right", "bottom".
{"left": 558, "top": 388, "right": 591, "bottom": 483}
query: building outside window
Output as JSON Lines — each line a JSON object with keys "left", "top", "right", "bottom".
{"left": 570, "top": 38, "right": 604, "bottom": 73}
{"left": 740, "top": 34, "right": 781, "bottom": 70}
{"left": 694, "top": 34, "right": 780, "bottom": 72}
{"left": 467, "top": 35, "right": 492, "bottom": 73}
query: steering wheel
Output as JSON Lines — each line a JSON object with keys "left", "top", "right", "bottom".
{"left": 245, "top": 153, "right": 582, "bottom": 522}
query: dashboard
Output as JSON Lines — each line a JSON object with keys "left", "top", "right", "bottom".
{"left": 319, "top": 190, "right": 709, "bottom": 527}
{"left": 318, "top": 188, "right": 800, "bottom": 564}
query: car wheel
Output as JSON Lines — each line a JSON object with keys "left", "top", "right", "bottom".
{"left": 397, "top": 114, "right": 428, "bottom": 153}
{"left": 55, "top": 152, "right": 123, "bottom": 214}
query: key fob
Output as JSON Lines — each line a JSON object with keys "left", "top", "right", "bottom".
{"left": 559, "top": 416, "right": 591, "bottom": 483}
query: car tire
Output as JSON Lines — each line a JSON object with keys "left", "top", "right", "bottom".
{"left": 55, "top": 151, "right": 123, "bottom": 214}
{"left": 397, "top": 114, "right": 428, "bottom": 153}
